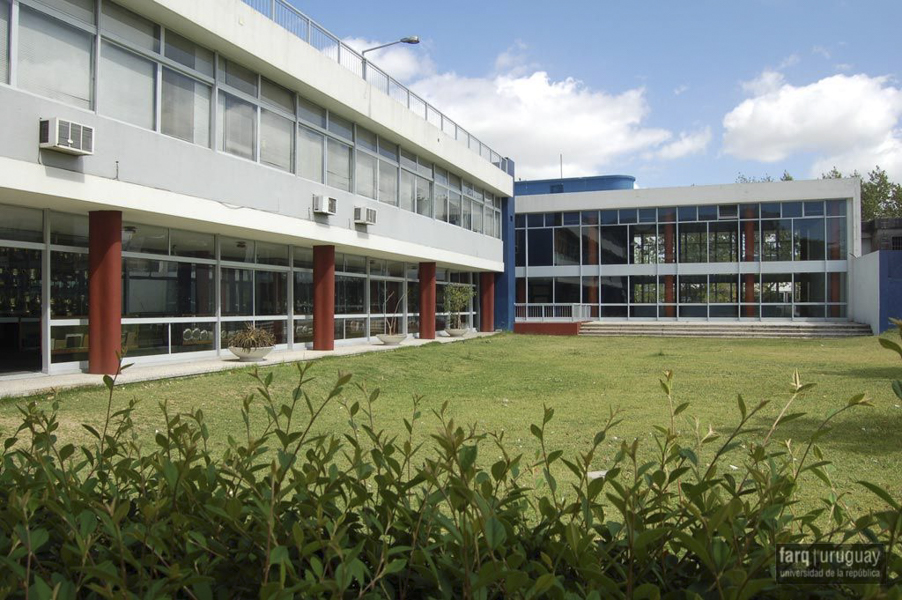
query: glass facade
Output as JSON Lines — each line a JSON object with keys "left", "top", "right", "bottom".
{"left": 0, "top": 204, "right": 478, "bottom": 373}
{"left": 515, "top": 200, "right": 850, "bottom": 320}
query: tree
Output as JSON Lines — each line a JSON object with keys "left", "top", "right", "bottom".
{"left": 736, "top": 173, "right": 774, "bottom": 183}
{"left": 736, "top": 170, "right": 795, "bottom": 183}
{"left": 821, "top": 165, "right": 902, "bottom": 220}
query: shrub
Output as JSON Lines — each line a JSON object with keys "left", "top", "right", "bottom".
{"left": 0, "top": 359, "right": 899, "bottom": 597}
{"left": 227, "top": 324, "right": 276, "bottom": 350}
{"left": 444, "top": 283, "right": 475, "bottom": 329}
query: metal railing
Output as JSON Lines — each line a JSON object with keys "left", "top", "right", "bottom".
{"left": 241, "top": 0, "right": 506, "bottom": 173}
{"left": 514, "top": 304, "right": 593, "bottom": 322}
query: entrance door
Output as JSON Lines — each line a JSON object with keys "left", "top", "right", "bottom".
{"left": 0, "top": 247, "right": 42, "bottom": 375}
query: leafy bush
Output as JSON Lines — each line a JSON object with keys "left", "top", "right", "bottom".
{"left": 227, "top": 324, "right": 276, "bottom": 350}
{"left": 879, "top": 317, "right": 902, "bottom": 403}
{"left": 0, "top": 358, "right": 900, "bottom": 598}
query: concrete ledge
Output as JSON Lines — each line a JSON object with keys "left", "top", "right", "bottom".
{"left": 0, "top": 332, "right": 497, "bottom": 400}
{"left": 514, "top": 322, "right": 584, "bottom": 336}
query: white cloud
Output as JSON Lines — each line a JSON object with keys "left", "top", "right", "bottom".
{"left": 723, "top": 73, "right": 902, "bottom": 179}
{"left": 412, "top": 71, "right": 674, "bottom": 178}
{"left": 740, "top": 70, "right": 786, "bottom": 96}
{"left": 343, "top": 39, "right": 704, "bottom": 178}
{"left": 778, "top": 54, "right": 800, "bottom": 70}
{"left": 673, "top": 84, "right": 689, "bottom": 96}
{"left": 835, "top": 63, "right": 853, "bottom": 72}
{"left": 654, "top": 127, "right": 712, "bottom": 160}
{"left": 343, "top": 37, "right": 436, "bottom": 83}
{"left": 812, "top": 45, "right": 831, "bottom": 60}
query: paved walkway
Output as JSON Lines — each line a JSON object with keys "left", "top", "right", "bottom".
{"left": 0, "top": 332, "right": 496, "bottom": 399}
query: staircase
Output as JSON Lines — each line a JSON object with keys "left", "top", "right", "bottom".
{"left": 578, "top": 321, "right": 873, "bottom": 339}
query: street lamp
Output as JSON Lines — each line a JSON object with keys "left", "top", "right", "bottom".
{"left": 361, "top": 36, "right": 420, "bottom": 82}
{"left": 361, "top": 36, "right": 420, "bottom": 56}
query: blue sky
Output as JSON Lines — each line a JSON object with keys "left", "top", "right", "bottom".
{"left": 290, "top": 1, "right": 902, "bottom": 187}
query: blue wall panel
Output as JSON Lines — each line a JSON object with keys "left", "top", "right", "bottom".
{"left": 880, "top": 251, "right": 902, "bottom": 332}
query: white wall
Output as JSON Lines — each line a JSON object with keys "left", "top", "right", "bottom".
{"left": 849, "top": 252, "right": 880, "bottom": 333}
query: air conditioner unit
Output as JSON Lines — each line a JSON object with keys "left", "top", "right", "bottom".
{"left": 353, "top": 206, "right": 377, "bottom": 226}
{"left": 39, "top": 118, "right": 94, "bottom": 156}
{"left": 312, "top": 194, "right": 337, "bottom": 215}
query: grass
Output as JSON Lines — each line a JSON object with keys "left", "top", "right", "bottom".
{"left": 2, "top": 332, "right": 900, "bottom": 514}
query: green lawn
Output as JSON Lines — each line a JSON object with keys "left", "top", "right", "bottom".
{"left": 2, "top": 332, "right": 900, "bottom": 513}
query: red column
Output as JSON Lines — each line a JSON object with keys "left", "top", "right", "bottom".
{"left": 313, "top": 245, "right": 335, "bottom": 351}
{"left": 419, "top": 262, "right": 436, "bottom": 339}
{"left": 742, "top": 209, "right": 757, "bottom": 317}
{"left": 663, "top": 222, "right": 676, "bottom": 317}
{"left": 479, "top": 272, "right": 495, "bottom": 332}
{"left": 88, "top": 211, "right": 122, "bottom": 375}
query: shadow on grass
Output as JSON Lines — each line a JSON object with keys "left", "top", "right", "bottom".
{"left": 811, "top": 366, "right": 900, "bottom": 380}
{"left": 750, "top": 409, "right": 902, "bottom": 456}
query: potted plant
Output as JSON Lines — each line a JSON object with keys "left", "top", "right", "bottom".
{"left": 226, "top": 324, "right": 275, "bottom": 361}
{"left": 443, "top": 282, "right": 475, "bottom": 337}
{"left": 375, "top": 289, "right": 407, "bottom": 346}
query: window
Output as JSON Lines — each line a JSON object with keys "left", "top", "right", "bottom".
{"left": 600, "top": 277, "right": 627, "bottom": 304}
{"left": 762, "top": 219, "right": 792, "bottom": 261}
{"left": 400, "top": 170, "right": 415, "bottom": 212}
{"left": 678, "top": 223, "right": 707, "bottom": 263}
{"left": 0, "top": 0, "right": 9, "bottom": 84}
{"left": 0, "top": 203, "right": 42, "bottom": 244}
{"left": 600, "top": 226, "right": 628, "bottom": 264}
{"left": 629, "top": 224, "right": 658, "bottom": 264}
{"left": 894, "top": 237, "right": 902, "bottom": 251}
{"left": 448, "top": 191, "right": 461, "bottom": 226}
{"left": 218, "top": 93, "right": 256, "bottom": 160}
{"left": 101, "top": 1, "right": 158, "bottom": 51}
{"left": 581, "top": 225, "right": 599, "bottom": 265}
{"left": 260, "top": 109, "right": 294, "bottom": 172}
{"left": 122, "top": 259, "right": 214, "bottom": 317}
{"left": 679, "top": 275, "right": 707, "bottom": 304}
{"left": 220, "top": 268, "right": 253, "bottom": 315}
{"left": 164, "top": 30, "right": 214, "bottom": 76}
{"left": 554, "top": 227, "right": 580, "bottom": 265}
{"left": 255, "top": 271, "right": 288, "bottom": 315}
{"left": 40, "top": 0, "right": 94, "bottom": 23}
{"left": 18, "top": 7, "right": 94, "bottom": 109}
{"left": 162, "top": 68, "right": 211, "bottom": 146}
{"left": 709, "top": 221, "right": 738, "bottom": 262}
{"left": 527, "top": 229, "right": 553, "bottom": 267}
{"left": 297, "top": 97, "right": 326, "bottom": 128}
{"left": 378, "top": 138, "right": 398, "bottom": 162}
{"left": 472, "top": 201, "right": 483, "bottom": 233}
{"left": 328, "top": 113, "right": 353, "bottom": 141}
{"left": 355, "top": 152, "right": 376, "bottom": 199}
{"left": 434, "top": 186, "right": 448, "bottom": 221}
{"left": 356, "top": 127, "right": 377, "bottom": 153}
{"left": 260, "top": 78, "right": 294, "bottom": 113}
{"left": 631, "top": 276, "right": 657, "bottom": 303}
{"left": 415, "top": 176, "right": 432, "bottom": 217}
{"left": 378, "top": 160, "right": 398, "bottom": 205}
{"left": 298, "top": 127, "right": 323, "bottom": 183}
{"left": 100, "top": 42, "right": 156, "bottom": 129}
{"left": 326, "top": 138, "right": 352, "bottom": 192}
{"left": 793, "top": 218, "right": 825, "bottom": 261}
{"left": 219, "top": 57, "right": 257, "bottom": 97}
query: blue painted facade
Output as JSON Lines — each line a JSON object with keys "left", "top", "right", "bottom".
{"left": 495, "top": 158, "right": 516, "bottom": 331}
{"left": 514, "top": 175, "right": 636, "bottom": 196}
{"left": 878, "top": 250, "right": 902, "bottom": 332}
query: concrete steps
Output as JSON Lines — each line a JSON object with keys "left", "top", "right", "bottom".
{"left": 578, "top": 321, "right": 873, "bottom": 338}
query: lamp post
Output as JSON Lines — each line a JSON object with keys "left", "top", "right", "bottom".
{"left": 361, "top": 36, "right": 419, "bottom": 82}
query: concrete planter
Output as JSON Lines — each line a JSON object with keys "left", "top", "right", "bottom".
{"left": 376, "top": 333, "right": 407, "bottom": 346}
{"left": 445, "top": 328, "right": 468, "bottom": 338}
{"left": 228, "top": 346, "right": 274, "bottom": 362}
